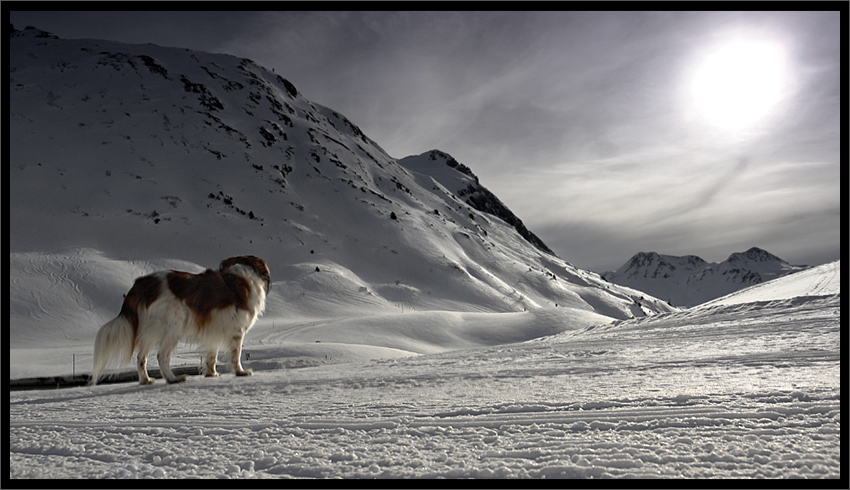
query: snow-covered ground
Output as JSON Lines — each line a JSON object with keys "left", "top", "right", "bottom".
{"left": 9, "top": 262, "right": 841, "bottom": 479}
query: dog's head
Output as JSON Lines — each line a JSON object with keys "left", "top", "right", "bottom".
{"left": 219, "top": 255, "right": 271, "bottom": 293}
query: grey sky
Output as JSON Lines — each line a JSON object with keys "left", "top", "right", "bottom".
{"left": 8, "top": 10, "right": 842, "bottom": 271}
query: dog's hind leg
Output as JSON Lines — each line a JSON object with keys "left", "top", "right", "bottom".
{"left": 136, "top": 343, "right": 155, "bottom": 385}
{"left": 204, "top": 349, "right": 220, "bottom": 377}
{"left": 229, "top": 333, "right": 253, "bottom": 377}
{"left": 157, "top": 337, "right": 187, "bottom": 384}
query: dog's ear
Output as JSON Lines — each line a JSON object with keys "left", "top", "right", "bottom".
{"left": 218, "top": 256, "right": 238, "bottom": 272}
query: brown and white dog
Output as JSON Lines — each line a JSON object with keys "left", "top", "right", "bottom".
{"left": 91, "top": 256, "right": 270, "bottom": 385}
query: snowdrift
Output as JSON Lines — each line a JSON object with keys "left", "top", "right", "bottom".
{"left": 698, "top": 259, "right": 839, "bottom": 308}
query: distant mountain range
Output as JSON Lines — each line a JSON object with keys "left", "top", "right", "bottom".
{"left": 602, "top": 247, "right": 809, "bottom": 307}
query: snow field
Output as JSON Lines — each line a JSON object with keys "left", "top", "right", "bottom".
{"left": 9, "top": 294, "right": 840, "bottom": 479}
{"left": 9, "top": 395, "right": 840, "bottom": 479}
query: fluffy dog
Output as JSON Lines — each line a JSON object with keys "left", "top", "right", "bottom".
{"left": 91, "top": 256, "right": 270, "bottom": 385}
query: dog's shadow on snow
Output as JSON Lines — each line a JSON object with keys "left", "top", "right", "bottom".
{"left": 9, "top": 382, "right": 168, "bottom": 407}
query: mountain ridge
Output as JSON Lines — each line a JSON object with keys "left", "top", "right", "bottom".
{"left": 602, "top": 247, "right": 808, "bottom": 307}
{"left": 398, "top": 149, "right": 554, "bottom": 255}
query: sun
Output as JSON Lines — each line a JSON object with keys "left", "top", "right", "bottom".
{"left": 691, "top": 39, "right": 787, "bottom": 129}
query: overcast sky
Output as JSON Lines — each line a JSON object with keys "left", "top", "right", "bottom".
{"left": 9, "top": 10, "right": 842, "bottom": 272}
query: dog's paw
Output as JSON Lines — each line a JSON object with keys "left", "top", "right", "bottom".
{"left": 139, "top": 378, "right": 155, "bottom": 386}
{"left": 235, "top": 369, "right": 253, "bottom": 377}
{"left": 167, "top": 374, "right": 188, "bottom": 384}
{"left": 205, "top": 372, "right": 221, "bottom": 378}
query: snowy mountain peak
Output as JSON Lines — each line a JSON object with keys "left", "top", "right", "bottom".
{"left": 727, "top": 247, "right": 785, "bottom": 265}
{"left": 603, "top": 248, "right": 808, "bottom": 307}
{"left": 9, "top": 24, "right": 60, "bottom": 40}
{"left": 616, "top": 252, "right": 710, "bottom": 279}
{"left": 425, "top": 149, "right": 479, "bottom": 182}
{"left": 399, "top": 150, "right": 553, "bottom": 255}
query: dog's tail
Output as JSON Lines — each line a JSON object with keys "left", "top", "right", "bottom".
{"left": 91, "top": 315, "right": 135, "bottom": 385}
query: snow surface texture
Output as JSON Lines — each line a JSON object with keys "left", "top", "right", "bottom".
{"left": 9, "top": 285, "right": 841, "bottom": 478}
{"left": 602, "top": 248, "right": 809, "bottom": 307}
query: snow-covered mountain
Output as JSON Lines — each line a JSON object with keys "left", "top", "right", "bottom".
{"left": 601, "top": 247, "right": 809, "bottom": 307}
{"left": 9, "top": 26, "right": 677, "bottom": 378}
{"left": 398, "top": 149, "right": 554, "bottom": 255}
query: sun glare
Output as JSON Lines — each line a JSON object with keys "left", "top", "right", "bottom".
{"left": 691, "top": 39, "right": 787, "bottom": 129}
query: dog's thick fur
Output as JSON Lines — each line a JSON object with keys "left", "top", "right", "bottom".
{"left": 91, "top": 256, "right": 270, "bottom": 385}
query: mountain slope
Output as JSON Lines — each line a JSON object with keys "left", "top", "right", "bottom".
{"left": 697, "top": 259, "right": 839, "bottom": 308}
{"left": 602, "top": 248, "right": 808, "bottom": 307}
{"left": 398, "top": 150, "right": 554, "bottom": 255}
{"left": 9, "top": 26, "right": 678, "bottom": 375}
